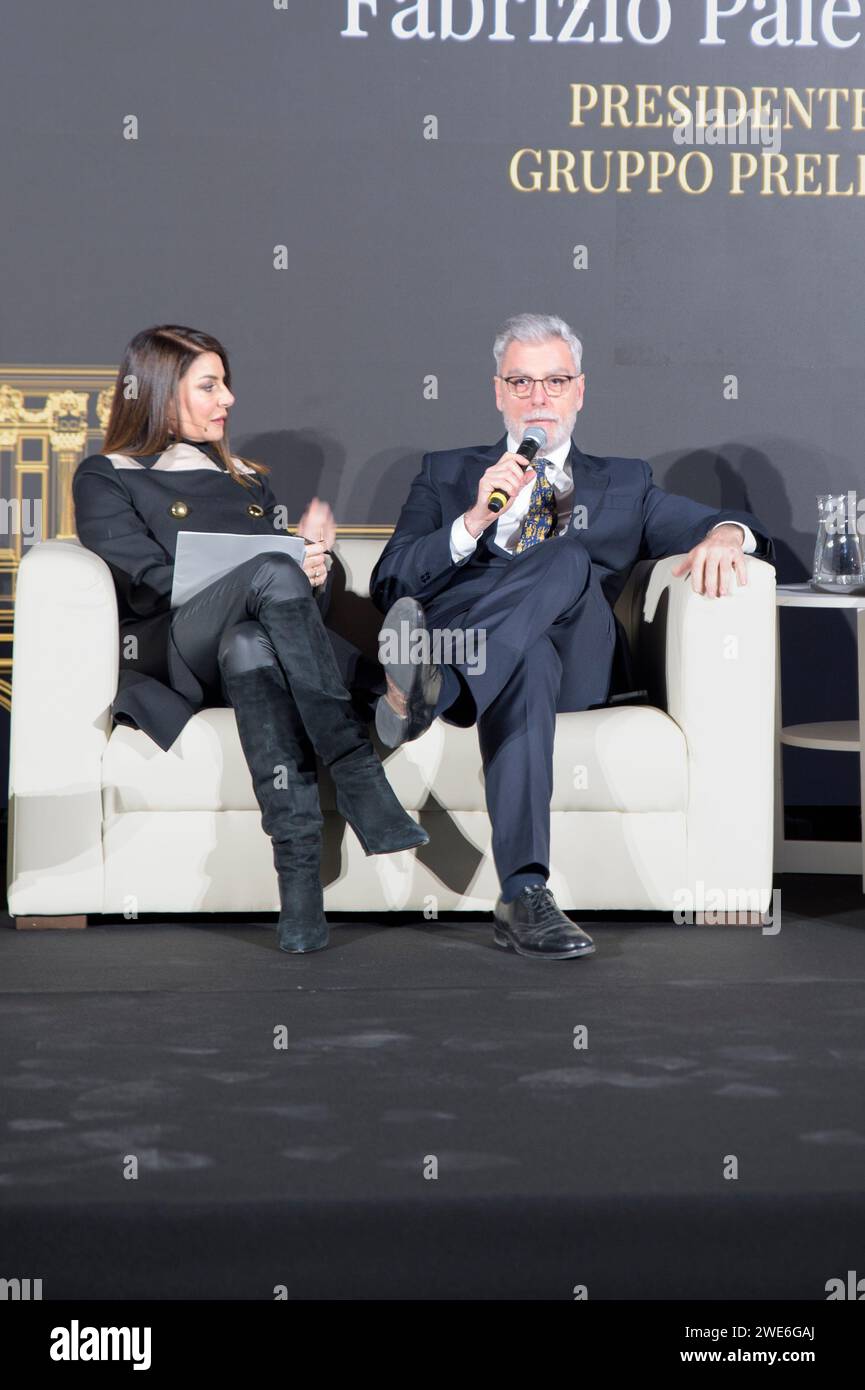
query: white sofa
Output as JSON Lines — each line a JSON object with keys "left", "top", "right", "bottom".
{"left": 6, "top": 537, "right": 776, "bottom": 922}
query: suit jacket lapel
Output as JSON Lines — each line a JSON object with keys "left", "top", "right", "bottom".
{"left": 459, "top": 439, "right": 502, "bottom": 511}
{"left": 567, "top": 441, "right": 610, "bottom": 534}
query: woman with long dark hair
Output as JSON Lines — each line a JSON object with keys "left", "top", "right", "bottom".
{"left": 73, "top": 325, "right": 426, "bottom": 954}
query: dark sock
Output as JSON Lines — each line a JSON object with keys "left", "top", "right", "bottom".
{"left": 435, "top": 666, "right": 481, "bottom": 728}
{"left": 500, "top": 867, "right": 549, "bottom": 903}
{"left": 434, "top": 665, "right": 462, "bottom": 718}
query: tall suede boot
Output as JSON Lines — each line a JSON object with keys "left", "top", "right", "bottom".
{"left": 258, "top": 595, "right": 429, "bottom": 856}
{"left": 221, "top": 660, "right": 328, "bottom": 953}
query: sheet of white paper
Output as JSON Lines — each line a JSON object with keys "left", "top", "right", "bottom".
{"left": 171, "top": 531, "right": 309, "bottom": 608}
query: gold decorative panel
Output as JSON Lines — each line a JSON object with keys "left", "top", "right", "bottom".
{"left": 0, "top": 364, "right": 116, "bottom": 712}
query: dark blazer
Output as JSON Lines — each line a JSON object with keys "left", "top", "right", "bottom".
{"left": 72, "top": 438, "right": 332, "bottom": 751}
{"left": 371, "top": 437, "right": 775, "bottom": 623}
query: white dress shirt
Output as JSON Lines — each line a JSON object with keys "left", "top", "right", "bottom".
{"left": 449, "top": 435, "right": 756, "bottom": 562}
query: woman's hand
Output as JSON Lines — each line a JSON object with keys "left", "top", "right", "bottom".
{"left": 301, "top": 539, "right": 330, "bottom": 589}
{"left": 297, "top": 497, "right": 336, "bottom": 550}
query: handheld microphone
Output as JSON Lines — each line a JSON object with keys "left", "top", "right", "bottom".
{"left": 487, "top": 426, "right": 548, "bottom": 514}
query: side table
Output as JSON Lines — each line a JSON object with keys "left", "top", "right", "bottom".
{"left": 775, "top": 582, "right": 865, "bottom": 889}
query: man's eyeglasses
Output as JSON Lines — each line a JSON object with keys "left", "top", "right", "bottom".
{"left": 498, "top": 374, "right": 580, "bottom": 399}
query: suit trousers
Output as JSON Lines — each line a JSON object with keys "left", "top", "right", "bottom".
{"left": 424, "top": 531, "right": 617, "bottom": 884}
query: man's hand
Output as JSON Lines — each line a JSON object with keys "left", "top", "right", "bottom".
{"left": 671, "top": 524, "right": 748, "bottom": 598}
{"left": 463, "top": 451, "right": 537, "bottom": 539}
{"left": 297, "top": 496, "right": 336, "bottom": 550}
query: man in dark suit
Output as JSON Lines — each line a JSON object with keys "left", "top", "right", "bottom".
{"left": 370, "top": 314, "right": 774, "bottom": 961}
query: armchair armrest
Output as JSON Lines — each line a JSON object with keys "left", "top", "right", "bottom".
{"left": 6, "top": 540, "right": 119, "bottom": 914}
{"left": 639, "top": 554, "right": 777, "bottom": 911}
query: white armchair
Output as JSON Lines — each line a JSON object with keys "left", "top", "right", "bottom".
{"left": 6, "top": 537, "right": 776, "bottom": 924}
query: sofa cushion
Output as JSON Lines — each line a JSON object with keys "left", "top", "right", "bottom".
{"left": 101, "top": 703, "right": 687, "bottom": 816}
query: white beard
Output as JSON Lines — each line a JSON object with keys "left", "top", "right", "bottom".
{"left": 501, "top": 404, "right": 579, "bottom": 454}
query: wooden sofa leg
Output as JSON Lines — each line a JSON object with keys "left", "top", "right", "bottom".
{"left": 13, "top": 915, "right": 88, "bottom": 930}
{"left": 695, "top": 910, "right": 768, "bottom": 927}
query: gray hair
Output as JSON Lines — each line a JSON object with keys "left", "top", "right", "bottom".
{"left": 493, "top": 313, "right": 583, "bottom": 374}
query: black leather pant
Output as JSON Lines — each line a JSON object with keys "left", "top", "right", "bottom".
{"left": 167, "top": 552, "right": 382, "bottom": 716}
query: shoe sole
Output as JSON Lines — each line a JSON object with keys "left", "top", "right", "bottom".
{"left": 374, "top": 678, "right": 412, "bottom": 748}
{"left": 278, "top": 925, "right": 329, "bottom": 953}
{"left": 375, "top": 597, "right": 442, "bottom": 748}
{"left": 493, "top": 927, "right": 595, "bottom": 960}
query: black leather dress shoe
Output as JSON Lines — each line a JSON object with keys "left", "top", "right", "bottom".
{"left": 375, "top": 596, "right": 443, "bottom": 748}
{"left": 493, "top": 886, "right": 595, "bottom": 960}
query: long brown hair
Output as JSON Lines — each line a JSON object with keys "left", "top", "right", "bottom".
{"left": 101, "top": 325, "right": 269, "bottom": 489}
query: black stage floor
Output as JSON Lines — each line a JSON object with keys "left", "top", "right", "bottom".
{"left": 1, "top": 874, "right": 863, "bottom": 1301}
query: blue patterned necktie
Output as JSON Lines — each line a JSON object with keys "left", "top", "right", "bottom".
{"left": 514, "top": 458, "right": 557, "bottom": 554}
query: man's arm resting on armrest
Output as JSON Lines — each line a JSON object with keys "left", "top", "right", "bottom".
{"left": 708, "top": 520, "right": 756, "bottom": 553}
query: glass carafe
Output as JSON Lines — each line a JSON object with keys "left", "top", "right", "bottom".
{"left": 812, "top": 493, "right": 865, "bottom": 590}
